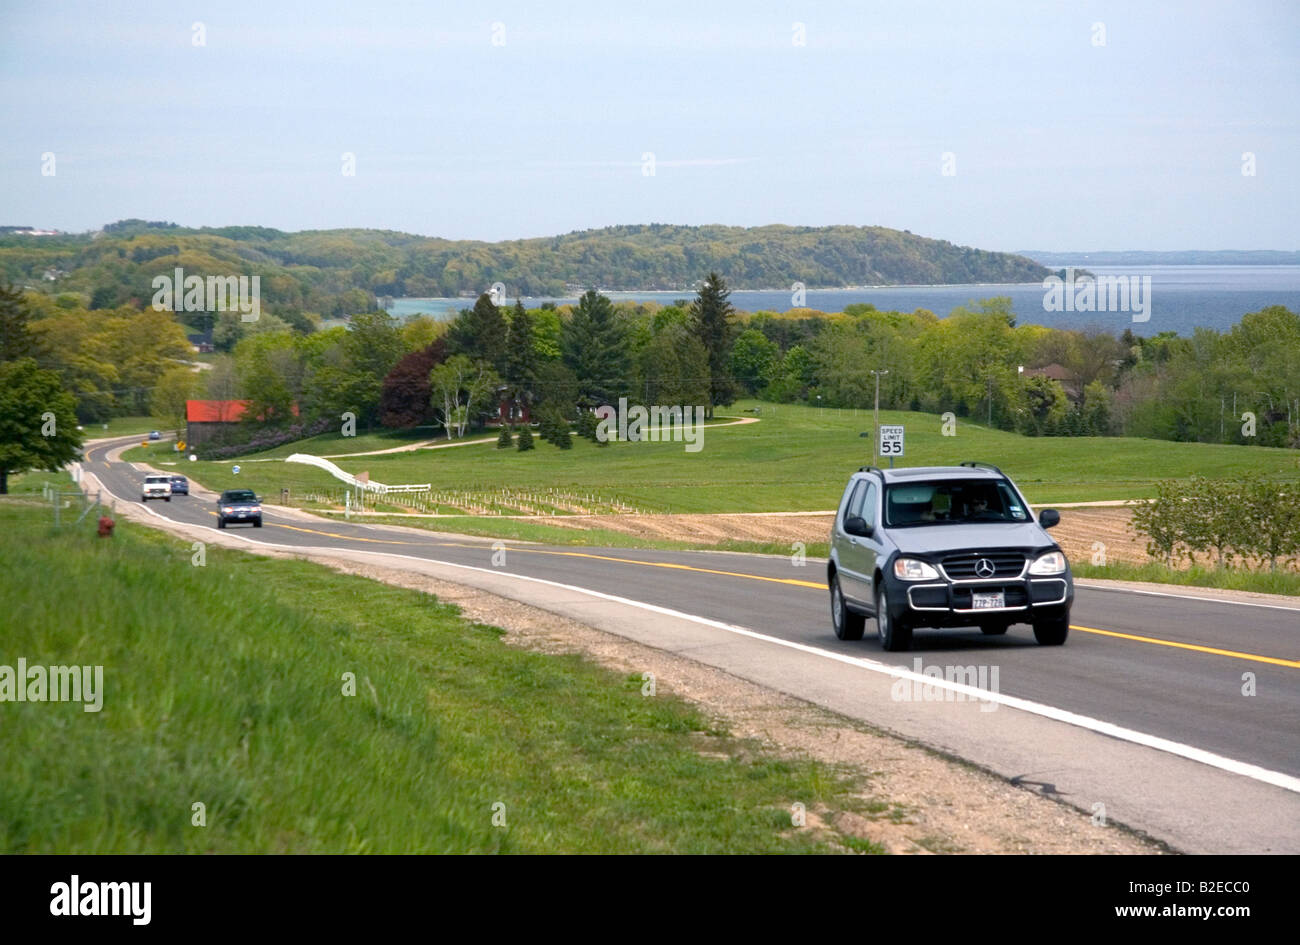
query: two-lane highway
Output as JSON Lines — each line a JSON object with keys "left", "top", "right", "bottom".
{"left": 82, "top": 436, "right": 1300, "bottom": 852}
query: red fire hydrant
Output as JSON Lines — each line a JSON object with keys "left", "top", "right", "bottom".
{"left": 97, "top": 514, "right": 115, "bottom": 537}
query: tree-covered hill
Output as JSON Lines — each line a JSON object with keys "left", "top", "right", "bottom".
{"left": 1, "top": 221, "right": 1049, "bottom": 314}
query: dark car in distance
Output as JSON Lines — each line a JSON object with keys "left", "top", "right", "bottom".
{"left": 169, "top": 475, "right": 189, "bottom": 496}
{"left": 217, "top": 489, "right": 262, "bottom": 528}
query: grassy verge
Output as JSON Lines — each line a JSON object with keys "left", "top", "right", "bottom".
{"left": 123, "top": 401, "right": 1300, "bottom": 514}
{"left": 1073, "top": 561, "right": 1300, "bottom": 597}
{"left": 83, "top": 416, "right": 168, "bottom": 439}
{"left": 0, "top": 499, "right": 875, "bottom": 853}
{"left": 350, "top": 513, "right": 830, "bottom": 557}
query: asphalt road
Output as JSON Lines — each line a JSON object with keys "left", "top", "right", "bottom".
{"left": 81, "top": 436, "right": 1300, "bottom": 853}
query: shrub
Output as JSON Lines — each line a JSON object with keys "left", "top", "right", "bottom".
{"left": 496, "top": 425, "right": 513, "bottom": 449}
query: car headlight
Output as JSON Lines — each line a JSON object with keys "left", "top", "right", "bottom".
{"left": 894, "top": 558, "right": 940, "bottom": 581}
{"left": 221, "top": 506, "right": 233, "bottom": 514}
{"left": 1029, "top": 551, "right": 1066, "bottom": 575}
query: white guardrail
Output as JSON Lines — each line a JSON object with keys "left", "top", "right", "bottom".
{"left": 284, "top": 453, "right": 429, "bottom": 495}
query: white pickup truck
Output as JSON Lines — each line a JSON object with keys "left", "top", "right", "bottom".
{"left": 141, "top": 474, "right": 172, "bottom": 502}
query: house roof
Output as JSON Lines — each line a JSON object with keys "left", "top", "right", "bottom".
{"left": 186, "top": 400, "right": 301, "bottom": 422}
{"left": 186, "top": 400, "right": 252, "bottom": 423}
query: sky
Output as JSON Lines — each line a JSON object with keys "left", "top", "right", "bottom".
{"left": 1, "top": 0, "right": 1296, "bottom": 251}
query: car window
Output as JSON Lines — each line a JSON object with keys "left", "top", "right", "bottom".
{"left": 222, "top": 490, "right": 257, "bottom": 502}
{"left": 861, "top": 482, "right": 878, "bottom": 530}
{"left": 885, "top": 479, "right": 1029, "bottom": 527}
{"left": 843, "top": 481, "right": 866, "bottom": 523}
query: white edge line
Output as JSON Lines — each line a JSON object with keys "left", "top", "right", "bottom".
{"left": 179, "top": 529, "right": 1300, "bottom": 796}
{"left": 86, "top": 460, "right": 1300, "bottom": 795}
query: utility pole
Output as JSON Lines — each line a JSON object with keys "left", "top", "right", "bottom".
{"left": 987, "top": 371, "right": 993, "bottom": 427}
{"left": 871, "top": 369, "right": 889, "bottom": 464}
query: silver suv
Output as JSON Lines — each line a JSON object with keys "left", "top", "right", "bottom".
{"left": 828, "top": 462, "right": 1072, "bottom": 651}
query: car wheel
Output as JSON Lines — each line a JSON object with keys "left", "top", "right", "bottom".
{"left": 164, "top": 497, "right": 170, "bottom": 502}
{"left": 830, "top": 574, "right": 865, "bottom": 641}
{"left": 876, "top": 584, "right": 913, "bottom": 651}
{"left": 217, "top": 518, "right": 226, "bottom": 529}
{"left": 980, "top": 621, "right": 1009, "bottom": 635}
{"left": 1033, "top": 614, "right": 1070, "bottom": 646}
{"left": 253, "top": 519, "right": 262, "bottom": 528}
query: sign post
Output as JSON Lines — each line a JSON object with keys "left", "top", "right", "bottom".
{"left": 878, "top": 425, "right": 905, "bottom": 468}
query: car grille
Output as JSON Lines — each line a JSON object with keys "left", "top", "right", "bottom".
{"left": 942, "top": 552, "right": 1025, "bottom": 579}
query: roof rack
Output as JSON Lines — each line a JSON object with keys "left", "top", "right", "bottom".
{"left": 858, "top": 465, "right": 885, "bottom": 476}
{"left": 959, "top": 461, "right": 1004, "bottom": 474}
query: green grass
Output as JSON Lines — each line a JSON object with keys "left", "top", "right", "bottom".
{"left": 139, "top": 402, "right": 1300, "bottom": 514}
{"left": 1074, "top": 561, "right": 1300, "bottom": 597}
{"left": 0, "top": 499, "right": 881, "bottom": 853}
{"left": 351, "top": 513, "right": 830, "bottom": 556}
{"left": 82, "top": 416, "right": 168, "bottom": 438}
{"left": 239, "top": 425, "right": 455, "bottom": 459}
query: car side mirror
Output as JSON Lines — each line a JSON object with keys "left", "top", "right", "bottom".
{"left": 1038, "top": 509, "right": 1060, "bottom": 529}
{"left": 844, "top": 515, "right": 871, "bottom": 537}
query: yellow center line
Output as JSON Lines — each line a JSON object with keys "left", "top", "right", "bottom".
{"left": 1069, "top": 624, "right": 1300, "bottom": 668}
{"left": 495, "top": 547, "right": 828, "bottom": 589}
{"left": 203, "top": 508, "right": 1297, "bottom": 668}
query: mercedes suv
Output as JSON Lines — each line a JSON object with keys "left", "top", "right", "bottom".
{"left": 828, "top": 462, "right": 1072, "bottom": 651}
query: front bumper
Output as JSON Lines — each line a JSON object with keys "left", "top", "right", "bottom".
{"left": 884, "top": 565, "right": 1072, "bottom": 628}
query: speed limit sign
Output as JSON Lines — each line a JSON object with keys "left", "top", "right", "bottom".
{"left": 879, "top": 425, "right": 905, "bottom": 458}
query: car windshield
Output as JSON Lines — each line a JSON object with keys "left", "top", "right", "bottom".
{"left": 884, "top": 479, "right": 1029, "bottom": 527}
{"left": 145, "top": 476, "right": 169, "bottom": 483}
{"left": 222, "top": 490, "right": 257, "bottom": 502}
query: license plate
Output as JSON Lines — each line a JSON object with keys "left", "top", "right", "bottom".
{"left": 972, "top": 591, "right": 1005, "bottom": 610}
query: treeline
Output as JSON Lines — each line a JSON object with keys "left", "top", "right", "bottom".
{"left": 1130, "top": 477, "right": 1300, "bottom": 570}
{"left": 4, "top": 270, "right": 1298, "bottom": 470}
{"left": 736, "top": 300, "right": 1300, "bottom": 447}
{"left": 0, "top": 221, "right": 1049, "bottom": 310}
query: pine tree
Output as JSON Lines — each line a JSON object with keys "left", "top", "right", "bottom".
{"left": 447, "top": 293, "right": 508, "bottom": 373}
{"left": 576, "top": 409, "right": 599, "bottom": 441}
{"left": 516, "top": 424, "right": 535, "bottom": 451}
{"left": 0, "top": 283, "right": 40, "bottom": 363}
{"left": 688, "top": 272, "right": 739, "bottom": 416}
{"left": 561, "top": 289, "right": 631, "bottom": 407}
{"left": 504, "top": 300, "right": 537, "bottom": 408}
{"left": 497, "top": 424, "right": 513, "bottom": 449}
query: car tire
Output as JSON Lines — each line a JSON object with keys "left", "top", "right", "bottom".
{"left": 164, "top": 497, "right": 170, "bottom": 502}
{"left": 217, "top": 518, "right": 226, "bottom": 529}
{"left": 1032, "top": 614, "right": 1070, "bottom": 646}
{"left": 876, "top": 584, "right": 913, "bottom": 651}
{"left": 830, "top": 573, "right": 865, "bottom": 641}
{"left": 253, "top": 519, "right": 262, "bottom": 528}
{"left": 980, "top": 622, "right": 1009, "bottom": 635}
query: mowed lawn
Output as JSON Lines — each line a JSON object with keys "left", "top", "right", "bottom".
{"left": 127, "top": 401, "right": 1300, "bottom": 512}
{"left": 0, "top": 500, "right": 869, "bottom": 854}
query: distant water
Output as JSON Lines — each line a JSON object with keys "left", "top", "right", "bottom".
{"left": 386, "top": 265, "right": 1300, "bottom": 336}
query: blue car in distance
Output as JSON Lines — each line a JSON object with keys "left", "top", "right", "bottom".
{"left": 148, "top": 431, "right": 161, "bottom": 441}
{"left": 169, "top": 475, "right": 189, "bottom": 496}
